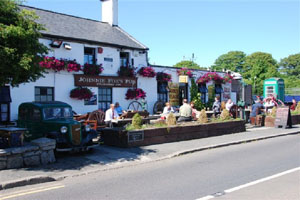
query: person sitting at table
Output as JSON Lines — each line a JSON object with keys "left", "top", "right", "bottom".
{"left": 264, "top": 98, "right": 275, "bottom": 113}
{"left": 178, "top": 99, "right": 192, "bottom": 122}
{"left": 115, "top": 102, "right": 124, "bottom": 115}
{"left": 225, "top": 99, "right": 234, "bottom": 111}
{"left": 190, "top": 101, "right": 200, "bottom": 119}
{"left": 104, "top": 104, "right": 119, "bottom": 126}
{"left": 212, "top": 96, "right": 221, "bottom": 115}
{"left": 250, "top": 99, "right": 264, "bottom": 117}
{"left": 162, "top": 102, "right": 175, "bottom": 115}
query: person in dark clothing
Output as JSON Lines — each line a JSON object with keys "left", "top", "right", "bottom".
{"left": 250, "top": 100, "right": 264, "bottom": 117}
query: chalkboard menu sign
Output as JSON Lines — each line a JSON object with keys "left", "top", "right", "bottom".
{"left": 274, "top": 106, "right": 292, "bottom": 129}
{"left": 128, "top": 130, "right": 144, "bottom": 143}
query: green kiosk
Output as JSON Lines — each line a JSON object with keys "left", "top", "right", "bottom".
{"left": 263, "top": 78, "right": 285, "bottom": 102}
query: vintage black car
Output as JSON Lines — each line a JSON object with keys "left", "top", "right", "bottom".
{"left": 17, "top": 101, "right": 99, "bottom": 152}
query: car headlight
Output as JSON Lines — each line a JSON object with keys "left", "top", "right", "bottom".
{"left": 85, "top": 124, "right": 91, "bottom": 132}
{"left": 60, "top": 126, "right": 68, "bottom": 134}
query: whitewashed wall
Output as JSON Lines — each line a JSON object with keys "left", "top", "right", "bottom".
{"left": 10, "top": 38, "right": 148, "bottom": 120}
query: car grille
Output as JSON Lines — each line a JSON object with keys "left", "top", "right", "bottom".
{"left": 71, "top": 124, "right": 81, "bottom": 145}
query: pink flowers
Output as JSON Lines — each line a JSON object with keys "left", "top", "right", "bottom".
{"left": 137, "top": 66, "right": 156, "bottom": 78}
{"left": 70, "top": 87, "right": 93, "bottom": 100}
{"left": 156, "top": 72, "right": 172, "bottom": 82}
{"left": 196, "top": 72, "right": 233, "bottom": 84}
{"left": 83, "top": 63, "right": 104, "bottom": 75}
{"left": 118, "top": 66, "right": 136, "bottom": 77}
{"left": 176, "top": 68, "right": 194, "bottom": 78}
{"left": 125, "top": 88, "right": 146, "bottom": 100}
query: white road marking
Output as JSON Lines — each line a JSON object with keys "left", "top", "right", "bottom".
{"left": 195, "top": 166, "right": 300, "bottom": 200}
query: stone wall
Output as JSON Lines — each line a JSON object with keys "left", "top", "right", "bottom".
{"left": 0, "top": 138, "right": 56, "bottom": 170}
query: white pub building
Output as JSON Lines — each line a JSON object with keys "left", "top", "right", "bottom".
{"left": 2, "top": 0, "right": 232, "bottom": 123}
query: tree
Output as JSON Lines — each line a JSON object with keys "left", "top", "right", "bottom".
{"left": 243, "top": 52, "right": 279, "bottom": 95}
{"left": 0, "top": 0, "right": 48, "bottom": 87}
{"left": 279, "top": 53, "right": 300, "bottom": 79}
{"left": 173, "top": 60, "right": 204, "bottom": 69}
{"left": 211, "top": 51, "right": 246, "bottom": 72}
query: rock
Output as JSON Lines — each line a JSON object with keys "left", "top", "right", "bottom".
{"left": 0, "top": 149, "right": 12, "bottom": 156}
{"left": 0, "top": 161, "right": 6, "bottom": 170}
{"left": 24, "top": 155, "right": 40, "bottom": 166}
{"left": 0, "top": 156, "right": 7, "bottom": 161}
{"left": 40, "top": 145, "right": 56, "bottom": 151}
{"left": 31, "top": 138, "right": 56, "bottom": 149}
{"left": 7, "top": 155, "right": 23, "bottom": 169}
{"left": 40, "top": 150, "right": 56, "bottom": 165}
{"left": 23, "top": 150, "right": 42, "bottom": 157}
{"left": 48, "top": 150, "right": 56, "bottom": 163}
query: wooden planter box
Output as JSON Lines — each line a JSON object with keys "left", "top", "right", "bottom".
{"left": 292, "top": 115, "right": 300, "bottom": 125}
{"left": 265, "top": 116, "right": 275, "bottom": 127}
{"left": 102, "top": 120, "right": 246, "bottom": 148}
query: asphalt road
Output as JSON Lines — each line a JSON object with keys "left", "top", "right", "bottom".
{"left": 1, "top": 134, "right": 299, "bottom": 200}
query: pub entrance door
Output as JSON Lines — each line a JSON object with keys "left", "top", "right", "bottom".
{"left": 179, "top": 83, "right": 188, "bottom": 105}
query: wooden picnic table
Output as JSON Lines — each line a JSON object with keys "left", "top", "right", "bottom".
{"left": 0, "top": 127, "right": 27, "bottom": 148}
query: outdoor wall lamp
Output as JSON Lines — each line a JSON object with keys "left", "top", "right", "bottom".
{"left": 63, "top": 43, "right": 72, "bottom": 50}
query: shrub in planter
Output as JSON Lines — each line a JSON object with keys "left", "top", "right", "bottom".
{"left": 70, "top": 87, "right": 93, "bottom": 100}
{"left": 198, "top": 109, "right": 208, "bottom": 124}
{"left": 270, "top": 107, "right": 277, "bottom": 117}
{"left": 118, "top": 66, "right": 136, "bottom": 77}
{"left": 166, "top": 113, "right": 176, "bottom": 126}
{"left": 132, "top": 113, "right": 142, "bottom": 129}
{"left": 220, "top": 109, "right": 231, "bottom": 121}
{"left": 125, "top": 88, "right": 146, "bottom": 100}
{"left": 137, "top": 66, "right": 156, "bottom": 77}
{"left": 83, "top": 63, "right": 103, "bottom": 75}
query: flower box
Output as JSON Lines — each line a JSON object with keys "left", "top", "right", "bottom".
{"left": 70, "top": 87, "right": 93, "bottom": 100}
{"left": 176, "top": 68, "right": 194, "bottom": 78}
{"left": 137, "top": 66, "right": 156, "bottom": 78}
{"left": 156, "top": 72, "right": 172, "bottom": 82}
{"left": 83, "top": 63, "right": 103, "bottom": 75}
{"left": 125, "top": 88, "right": 146, "bottom": 100}
{"left": 118, "top": 66, "right": 136, "bottom": 77}
{"left": 102, "top": 120, "right": 246, "bottom": 148}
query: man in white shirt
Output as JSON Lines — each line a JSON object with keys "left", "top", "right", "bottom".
{"left": 105, "top": 104, "right": 119, "bottom": 126}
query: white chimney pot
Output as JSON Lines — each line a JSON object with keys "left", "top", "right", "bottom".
{"left": 101, "top": 0, "right": 118, "bottom": 26}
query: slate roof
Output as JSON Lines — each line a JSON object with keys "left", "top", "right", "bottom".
{"left": 20, "top": 6, "right": 148, "bottom": 50}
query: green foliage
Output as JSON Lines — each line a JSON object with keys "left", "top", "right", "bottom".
{"left": 174, "top": 60, "right": 204, "bottom": 70}
{"left": 220, "top": 109, "right": 231, "bottom": 121}
{"left": 279, "top": 53, "right": 300, "bottom": 79}
{"left": 132, "top": 113, "right": 142, "bottom": 129}
{"left": 243, "top": 52, "right": 279, "bottom": 95}
{"left": 198, "top": 109, "right": 208, "bottom": 124}
{"left": 0, "top": 0, "right": 48, "bottom": 86}
{"left": 193, "top": 93, "right": 205, "bottom": 111}
{"left": 190, "top": 78, "right": 198, "bottom": 101}
{"left": 211, "top": 51, "right": 246, "bottom": 72}
{"left": 268, "top": 107, "right": 277, "bottom": 118}
{"left": 166, "top": 113, "right": 176, "bottom": 126}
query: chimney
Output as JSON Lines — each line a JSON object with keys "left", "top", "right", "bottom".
{"left": 101, "top": 0, "right": 118, "bottom": 26}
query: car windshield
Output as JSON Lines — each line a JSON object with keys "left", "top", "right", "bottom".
{"left": 43, "top": 107, "right": 72, "bottom": 120}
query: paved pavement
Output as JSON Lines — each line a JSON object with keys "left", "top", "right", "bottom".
{"left": 1, "top": 134, "right": 299, "bottom": 200}
{"left": 0, "top": 125, "right": 299, "bottom": 190}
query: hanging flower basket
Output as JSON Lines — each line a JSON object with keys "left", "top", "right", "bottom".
{"left": 223, "top": 73, "right": 233, "bottom": 83}
{"left": 176, "top": 68, "right": 194, "bottom": 78}
{"left": 125, "top": 88, "right": 146, "bottom": 100}
{"left": 83, "top": 63, "right": 104, "bottom": 75}
{"left": 156, "top": 72, "right": 172, "bottom": 82}
{"left": 196, "top": 72, "right": 224, "bottom": 84}
{"left": 118, "top": 66, "right": 136, "bottom": 77}
{"left": 137, "top": 66, "right": 156, "bottom": 78}
{"left": 70, "top": 87, "right": 93, "bottom": 100}
{"left": 39, "top": 56, "right": 82, "bottom": 72}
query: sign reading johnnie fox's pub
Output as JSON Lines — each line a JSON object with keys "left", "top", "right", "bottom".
{"left": 74, "top": 75, "right": 137, "bottom": 88}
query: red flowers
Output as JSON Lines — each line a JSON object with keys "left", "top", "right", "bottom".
{"left": 156, "top": 72, "right": 172, "bottom": 82}
{"left": 197, "top": 72, "right": 233, "bottom": 84}
{"left": 176, "top": 68, "right": 194, "bottom": 78}
{"left": 70, "top": 87, "right": 93, "bottom": 100}
{"left": 83, "top": 63, "right": 103, "bottom": 75}
{"left": 137, "top": 66, "right": 156, "bottom": 78}
{"left": 39, "top": 56, "right": 82, "bottom": 72}
{"left": 118, "top": 66, "right": 136, "bottom": 77}
{"left": 125, "top": 88, "right": 146, "bottom": 100}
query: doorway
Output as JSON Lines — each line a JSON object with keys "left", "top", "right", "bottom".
{"left": 179, "top": 83, "right": 188, "bottom": 105}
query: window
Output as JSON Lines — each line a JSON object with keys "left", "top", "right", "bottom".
{"left": 0, "top": 104, "right": 9, "bottom": 122}
{"left": 266, "top": 86, "right": 274, "bottom": 97}
{"left": 157, "top": 82, "right": 168, "bottom": 102}
{"left": 98, "top": 88, "right": 112, "bottom": 111}
{"left": 84, "top": 47, "right": 96, "bottom": 64}
{"left": 198, "top": 84, "right": 208, "bottom": 103}
{"left": 120, "top": 52, "right": 130, "bottom": 67}
{"left": 215, "top": 84, "right": 223, "bottom": 101}
{"left": 32, "top": 109, "right": 41, "bottom": 121}
{"left": 0, "top": 86, "right": 11, "bottom": 123}
{"left": 35, "top": 87, "right": 54, "bottom": 102}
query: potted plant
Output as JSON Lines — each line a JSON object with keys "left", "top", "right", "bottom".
{"left": 137, "top": 66, "right": 156, "bottom": 78}
{"left": 83, "top": 63, "right": 103, "bottom": 75}
{"left": 118, "top": 66, "right": 136, "bottom": 77}
{"left": 156, "top": 72, "right": 172, "bottom": 82}
{"left": 176, "top": 68, "right": 194, "bottom": 78}
{"left": 125, "top": 88, "right": 146, "bottom": 100}
{"left": 70, "top": 87, "right": 93, "bottom": 100}
{"left": 39, "top": 56, "right": 82, "bottom": 72}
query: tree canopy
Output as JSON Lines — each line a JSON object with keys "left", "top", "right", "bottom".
{"left": 0, "top": 0, "right": 48, "bottom": 86}
{"left": 243, "top": 52, "right": 279, "bottom": 95}
{"left": 211, "top": 51, "right": 246, "bottom": 73}
{"left": 173, "top": 60, "right": 205, "bottom": 69}
{"left": 279, "top": 53, "right": 300, "bottom": 79}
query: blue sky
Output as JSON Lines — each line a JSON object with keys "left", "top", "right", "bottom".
{"left": 24, "top": 0, "right": 300, "bottom": 68}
